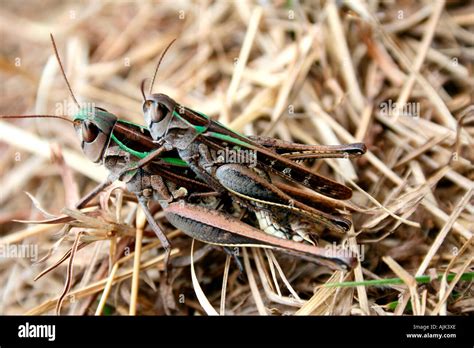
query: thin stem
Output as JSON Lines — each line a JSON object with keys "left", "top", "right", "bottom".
{"left": 323, "top": 272, "right": 474, "bottom": 288}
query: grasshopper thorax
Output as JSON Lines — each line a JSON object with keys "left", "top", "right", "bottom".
{"left": 73, "top": 107, "right": 117, "bottom": 163}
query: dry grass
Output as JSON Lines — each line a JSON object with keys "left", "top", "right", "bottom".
{"left": 0, "top": 0, "right": 472, "bottom": 316}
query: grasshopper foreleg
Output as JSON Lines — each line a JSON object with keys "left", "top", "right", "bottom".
{"left": 125, "top": 168, "right": 173, "bottom": 273}
{"left": 137, "top": 196, "right": 171, "bottom": 273}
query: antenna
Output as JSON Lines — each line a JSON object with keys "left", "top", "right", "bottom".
{"left": 50, "top": 33, "right": 80, "bottom": 109}
{"left": 0, "top": 114, "right": 74, "bottom": 124}
{"left": 148, "top": 39, "right": 177, "bottom": 95}
{"left": 140, "top": 78, "right": 148, "bottom": 101}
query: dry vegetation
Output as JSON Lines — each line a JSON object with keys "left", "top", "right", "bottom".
{"left": 0, "top": 0, "right": 473, "bottom": 316}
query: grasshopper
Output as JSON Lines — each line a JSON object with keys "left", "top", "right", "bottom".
{"left": 2, "top": 105, "right": 357, "bottom": 270}
{"left": 138, "top": 42, "right": 366, "bottom": 242}
{"left": 1, "top": 35, "right": 359, "bottom": 271}
{"left": 74, "top": 110, "right": 358, "bottom": 269}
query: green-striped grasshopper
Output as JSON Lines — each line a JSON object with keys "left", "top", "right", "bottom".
{"left": 3, "top": 106, "right": 357, "bottom": 270}
{"left": 1, "top": 36, "right": 361, "bottom": 271}
{"left": 138, "top": 49, "right": 365, "bottom": 239}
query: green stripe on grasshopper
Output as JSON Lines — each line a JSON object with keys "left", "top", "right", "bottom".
{"left": 110, "top": 133, "right": 188, "bottom": 166}
{"left": 173, "top": 109, "right": 251, "bottom": 144}
{"left": 110, "top": 110, "right": 252, "bottom": 171}
{"left": 172, "top": 110, "right": 207, "bottom": 134}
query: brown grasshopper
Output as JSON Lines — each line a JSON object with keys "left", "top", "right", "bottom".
{"left": 136, "top": 58, "right": 365, "bottom": 246}
{"left": 3, "top": 107, "right": 357, "bottom": 269}
{"left": 1, "top": 36, "right": 361, "bottom": 272}
{"left": 71, "top": 107, "right": 358, "bottom": 269}
{"left": 132, "top": 40, "right": 365, "bottom": 242}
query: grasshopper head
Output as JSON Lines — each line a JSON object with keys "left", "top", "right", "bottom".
{"left": 142, "top": 93, "right": 177, "bottom": 140}
{"left": 73, "top": 107, "right": 117, "bottom": 163}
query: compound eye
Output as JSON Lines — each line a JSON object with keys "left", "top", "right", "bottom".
{"left": 143, "top": 100, "right": 169, "bottom": 123}
{"left": 82, "top": 120, "right": 100, "bottom": 143}
{"left": 154, "top": 103, "right": 169, "bottom": 122}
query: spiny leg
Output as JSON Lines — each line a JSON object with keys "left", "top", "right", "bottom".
{"left": 137, "top": 196, "right": 171, "bottom": 277}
